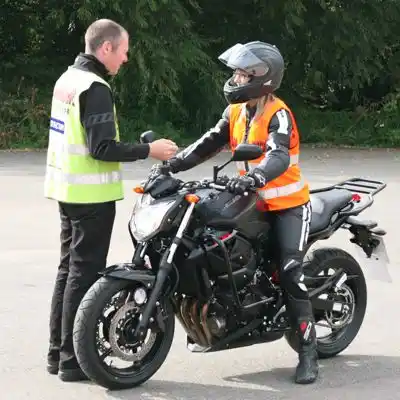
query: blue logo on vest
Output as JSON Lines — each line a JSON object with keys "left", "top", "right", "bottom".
{"left": 50, "top": 117, "right": 65, "bottom": 134}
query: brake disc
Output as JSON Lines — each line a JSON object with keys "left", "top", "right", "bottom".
{"left": 325, "top": 283, "right": 355, "bottom": 329}
{"left": 109, "top": 302, "right": 157, "bottom": 362}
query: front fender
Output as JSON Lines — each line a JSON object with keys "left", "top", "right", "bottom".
{"left": 99, "top": 263, "right": 156, "bottom": 288}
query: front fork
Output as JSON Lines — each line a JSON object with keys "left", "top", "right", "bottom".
{"left": 134, "top": 201, "right": 196, "bottom": 339}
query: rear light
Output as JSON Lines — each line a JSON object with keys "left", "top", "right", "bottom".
{"left": 352, "top": 193, "right": 361, "bottom": 202}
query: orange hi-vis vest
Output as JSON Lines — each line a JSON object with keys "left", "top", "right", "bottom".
{"left": 229, "top": 96, "right": 310, "bottom": 211}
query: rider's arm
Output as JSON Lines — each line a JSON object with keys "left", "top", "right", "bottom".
{"left": 168, "top": 107, "right": 231, "bottom": 173}
{"left": 253, "top": 109, "right": 292, "bottom": 182}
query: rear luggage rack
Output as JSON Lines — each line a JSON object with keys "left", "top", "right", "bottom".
{"left": 335, "top": 178, "right": 386, "bottom": 216}
{"left": 333, "top": 178, "right": 386, "bottom": 196}
{"left": 309, "top": 177, "right": 387, "bottom": 218}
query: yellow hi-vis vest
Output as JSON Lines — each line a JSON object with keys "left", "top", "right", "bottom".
{"left": 44, "top": 67, "right": 124, "bottom": 204}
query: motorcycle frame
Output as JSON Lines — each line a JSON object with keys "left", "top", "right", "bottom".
{"left": 100, "top": 169, "right": 387, "bottom": 344}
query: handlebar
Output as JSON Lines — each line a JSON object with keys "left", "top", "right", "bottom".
{"left": 208, "top": 182, "right": 253, "bottom": 196}
{"left": 208, "top": 182, "right": 226, "bottom": 191}
{"left": 145, "top": 169, "right": 257, "bottom": 198}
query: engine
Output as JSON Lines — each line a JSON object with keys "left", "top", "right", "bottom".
{"left": 174, "top": 267, "right": 277, "bottom": 348}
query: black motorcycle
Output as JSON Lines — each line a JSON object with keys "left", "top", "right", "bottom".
{"left": 73, "top": 131, "right": 388, "bottom": 390}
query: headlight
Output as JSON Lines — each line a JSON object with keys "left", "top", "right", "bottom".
{"left": 129, "top": 194, "right": 176, "bottom": 241}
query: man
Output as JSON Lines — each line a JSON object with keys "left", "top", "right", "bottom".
{"left": 153, "top": 41, "right": 318, "bottom": 384}
{"left": 44, "top": 19, "right": 178, "bottom": 382}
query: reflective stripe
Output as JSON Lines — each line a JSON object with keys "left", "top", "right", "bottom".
{"left": 48, "top": 131, "right": 90, "bottom": 156}
{"left": 235, "top": 154, "right": 299, "bottom": 172}
{"left": 258, "top": 178, "right": 306, "bottom": 200}
{"left": 47, "top": 167, "right": 122, "bottom": 185}
{"left": 290, "top": 154, "right": 299, "bottom": 164}
{"left": 68, "top": 143, "right": 89, "bottom": 155}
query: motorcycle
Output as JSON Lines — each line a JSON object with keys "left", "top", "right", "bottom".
{"left": 73, "top": 130, "right": 389, "bottom": 390}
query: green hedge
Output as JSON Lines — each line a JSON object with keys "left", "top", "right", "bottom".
{"left": 1, "top": 86, "right": 399, "bottom": 150}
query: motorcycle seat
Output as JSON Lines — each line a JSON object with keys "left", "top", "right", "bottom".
{"left": 309, "top": 188, "right": 353, "bottom": 233}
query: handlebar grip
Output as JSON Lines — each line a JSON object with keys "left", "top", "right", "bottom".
{"left": 209, "top": 183, "right": 226, "bottom": 190}
{"left": 209, "top": 182, "right": 251, "bottom": 196}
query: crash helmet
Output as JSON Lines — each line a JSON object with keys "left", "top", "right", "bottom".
{"left": 218, "top": 41, "right": 285, "bottom": 104}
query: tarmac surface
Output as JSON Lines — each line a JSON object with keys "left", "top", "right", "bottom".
{"left": 1, "top": 147, "right": 400, "bottom": 400}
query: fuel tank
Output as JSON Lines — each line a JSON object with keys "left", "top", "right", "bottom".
{"left": 193, "top": 188, "right": 270, "bottom": 240}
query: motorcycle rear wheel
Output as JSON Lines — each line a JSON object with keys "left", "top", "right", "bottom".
{"left": 284, "top": 247, "right": 367, "bottom": 359}
{"left": 73, "top": 276, "right": 175, "bottom": 390}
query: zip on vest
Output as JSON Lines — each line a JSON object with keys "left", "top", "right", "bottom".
{"left": 239, "top": 98, "right": 270, "bottom": 172}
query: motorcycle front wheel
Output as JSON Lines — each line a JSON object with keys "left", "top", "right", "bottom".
{"left": 73, "top": 276, "right": 175, "bottom": 390}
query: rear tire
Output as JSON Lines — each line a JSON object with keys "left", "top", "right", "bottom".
{"left": 284, "top": 247, "right": 367, "bottom": 359}
{"left": 73, "top": 276, "right": 175, "bottom": 390}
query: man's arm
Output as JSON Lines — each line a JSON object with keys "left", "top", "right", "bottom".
{"left": 251, "top": 108, "right": 292, "bottom": 183}
{"left": 80, "top": 82, "right": 150, "bottom": 162}
{"left": 169, "top": 106, "right": 231, "bottom": 172}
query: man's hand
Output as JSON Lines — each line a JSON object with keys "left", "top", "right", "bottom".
{"left": 149, "top": 139, "right": 178, "bottom": 161}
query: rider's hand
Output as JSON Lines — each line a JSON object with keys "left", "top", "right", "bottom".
{"left": 227, "top": 175, "right": 255, "bottom": 195}
{"left": 247, "top": 168, "right": 267, "bottom": 188}
{"left": 149, "top": 139, "right": 178, "bottom": 161}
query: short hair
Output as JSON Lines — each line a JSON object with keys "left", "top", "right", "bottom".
{"left": 84, "top": 19, "right": 127, "bottom": 53}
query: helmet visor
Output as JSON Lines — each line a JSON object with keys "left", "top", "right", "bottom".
{"left": 218, "top": 43, "right": 269, "bottom": 76}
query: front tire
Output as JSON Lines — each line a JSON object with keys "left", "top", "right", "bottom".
{"left": 73, "top": 276, "right": 175, "bottom": 390}
{"left": 285, "top": 247, "right": 367, "bottom": 359}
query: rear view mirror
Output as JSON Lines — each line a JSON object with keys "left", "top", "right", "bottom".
{"left": 140, "top": 130, "right": 156, "bottom": 144}
{"left": 232, "top": 144, "right": 263, "bottom": 161}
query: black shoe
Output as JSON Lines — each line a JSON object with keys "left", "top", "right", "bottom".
{"left": 295, "top": 346, "right": 319, "bottom": 384}
{"left": 47, "top": 360, "right": 59, "bottom": 375}
{"left": 59, "top": 367, "right": 89, "bottom": 382}
{"left": 47, "top": 348, "right": 60, "bottom": 375}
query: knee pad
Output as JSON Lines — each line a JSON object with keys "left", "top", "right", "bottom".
{"left": 280, "top": 259, "right": 309, "bottom": 301}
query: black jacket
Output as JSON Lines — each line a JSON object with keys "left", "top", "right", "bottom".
{"left": 169, "top": 101, "right": 294, "bottom": 183}
{"left": 71, "top": 53, "right": 150, "bottom": 162}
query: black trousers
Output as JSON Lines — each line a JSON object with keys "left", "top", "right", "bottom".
{"left": 48, "top": 201, "right": 116, "bottom": 369}
{"left": 269, "top": 201, "right": 314, "bottom": 342}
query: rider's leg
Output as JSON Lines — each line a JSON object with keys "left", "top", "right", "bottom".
{"left": 272, "top": 200, "right": 318, "bottom": 384}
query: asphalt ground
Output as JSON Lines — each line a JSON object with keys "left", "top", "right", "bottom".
{"left": 1, "top": 147, "right": 400, "bottom": 400}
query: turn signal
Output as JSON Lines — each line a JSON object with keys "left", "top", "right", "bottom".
{"left": 185, "top": 194, "right": 200, "bottom": 203}
{"left": 133, "top": 186, "right": 145, "bottom": 194}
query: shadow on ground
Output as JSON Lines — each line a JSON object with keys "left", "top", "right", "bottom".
{"left": 98, "top": 354, "right": 400, "bottom": 400}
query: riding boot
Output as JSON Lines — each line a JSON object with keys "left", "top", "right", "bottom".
{"left": 286, "top": 296, "right": 319, "bottom": 384}
{"left": 294, "top": 318, "right": 319, "bottom": 384}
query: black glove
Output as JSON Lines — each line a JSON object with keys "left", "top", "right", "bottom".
{"left": 226, "top": 169, "right": 266, "bottom": 195}
{"left": 247, "top": 168, "right": 267, "bottom": 188}
{"left": 227, "top": 175, "right": 255, "bottom": 195}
